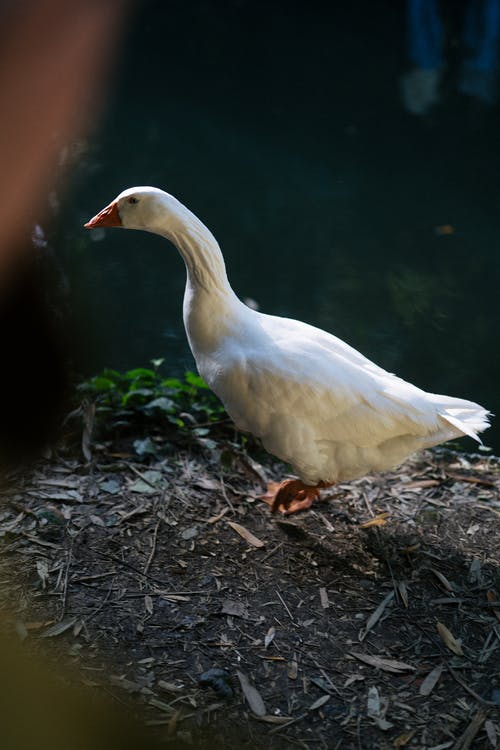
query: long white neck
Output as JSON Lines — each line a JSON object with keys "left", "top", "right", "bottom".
{"left": 152, "top": 198, "right": 244, "bottom": 359}
{"left": 157, "top": 201, "right": 231, "bottom": 296}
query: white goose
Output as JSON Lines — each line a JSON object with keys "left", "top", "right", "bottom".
{"left": 85, "top": 187, "right": 490, "bottom": 513}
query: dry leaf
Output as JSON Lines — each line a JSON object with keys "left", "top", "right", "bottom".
{"left": 41, "top": 617, "right": 77, "bottom": 638}
{"left": 367, "top": 686, "right": 380, "bottom": 717}
{"left": 227, "top": 521, "right": 265, "bottom": 548}
{"left": 0, "top": 512, "right": 24, "bottom": 534}
{"left": 144, "top": 595, "right": 154, "bottom": 615}
{"left": 431, "top": 569, "right": 455, "bottom": 593}
{"left": 436, "top": 622, "right": 463, "bottom": 656}
{"left": 25, "top": 620, "right": 54, "bottom": 630}
{"left": 180, "top": 525, "right": 199, "bottom": 541}
{"left": 317, "top": 512, "right": 334, "bottom": 532}
{"left": 147, "top": 695, "right": 171, "bottom": 708}
{"left": 89, "top": 514, "right": 105, "bottom": 527}
{"left": 261, "top": 656, "right": 285, "bottom": 662}
{"left": 287, "top": 658, "right": 298, "bottom": 680}
{"left": 207, "top": 507, "right": 229, "bottom": 524}
{"left": 468, "top": 558, "right": 483, "bottom": 584}
{"left": 484, "top": 719, "right": 497, "bottom": 748}
{"left": 350, "top": 652, "right": 415, "bottom": 673}
{"left": 129, "top": 469, "right": 165, "bottom": 494}
{"left": 23, "top": 534, "right": 60, "bottom": 550}
{"left": 419, "top": 664, "right": 443, "bottom": 696}
{"left": 38, "top": 477, "right": 79, "bottom": 489}
{"left": 35, "top": 489, "right": 82, "bottom": 502}
{"left": 236, "top": 670, "right": 266, "bottom": 716}
{"left": 367, "top": 686, "right": 393, "bottom": 731}
{"left": 36, "top": 559, "right": 49, "bottom": 588}
{"left": 308, "top": 694, "right": 330, "bottom": 711}
{"left": 359, "top": 512, "right": 390, "bottom": 528}
{"left": 446, "top": 472, "right": 495, "bottom": 487}
{"left": 452, "top": 710, "right": 488, "bottom": 749}
{"left": 257, "top": 715, "right": 293, "bottom": 724}
{"left": 319, "top": 587, "right": 330, "bottom": 609}
{"left": 393, "top": 730, "right": 416, "bottom": 747}
{"left": 194, "top": 477, "right": 221, "bottom": 491}
{"left": 158, "top": 680, "right": 184, "bottom": 693}
{"left": 402, "top": 479, "right": 440, "bottom": 489}
{"left": 359, "top": 591, "right": 394, "bottom": 641}
{"left": 264, "top": 626, "right": 276, "bottom": 649}
{"left": 344, "top": 674, "right": 365, "bottom": 687}
{"left": 397, "top": 581, "right": 409, "bottom": 608}
{"left": 222, "top": 600, "right": 249, "bottom": 619}
{"left": 99, "top": 478, "right": 121, "bottom": 494}
{"left": 466, "top": 523, "right": 480, "bottom": 536}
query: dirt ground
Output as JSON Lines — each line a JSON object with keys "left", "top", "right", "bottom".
{"left": 0, "top": 439, "right": 499, "bottom": 749}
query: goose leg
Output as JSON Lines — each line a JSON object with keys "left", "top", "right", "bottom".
{"left": 262, "top": 479, "right": 333, "bottom": 514}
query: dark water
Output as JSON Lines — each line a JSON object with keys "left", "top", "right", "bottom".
{"left": 56, "top": 1, "right": 500, "bottom": 451}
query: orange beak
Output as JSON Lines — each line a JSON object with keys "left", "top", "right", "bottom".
{"left": 84, "top": 200, "right": 121, "bottom": 229}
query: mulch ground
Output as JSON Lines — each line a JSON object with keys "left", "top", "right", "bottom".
{"left": 0, "top": 440, "right": 499, "bottom": 749}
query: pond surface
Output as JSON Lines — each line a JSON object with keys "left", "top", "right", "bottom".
{"left": 57, "top": 1, "right": 500, "bottom": 452}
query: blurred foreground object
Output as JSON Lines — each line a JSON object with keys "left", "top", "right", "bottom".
{"left": 1, "top": 631, "right": 163, "bottom": 750}
{"left": 0, "top": 0, "right": 123, "bottom": 271}
{"left": 0, "top": 2, "right": 177, "bottom": 748}
{"left": 0, "top": 0, "right": 125, "bottom": 465}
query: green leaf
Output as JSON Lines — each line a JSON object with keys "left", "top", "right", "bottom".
{"left": 125, "top": 368, "right": 156, "bottom": 381}
{"left": 185, "top": 371, "right": 209, "bottom": 389}
{"left": 161, "top": 377, "right": 183, "bottom": 389}
{"left": 145, "top": 396, "right": 175, "bottom": 413}
{"left": 86, "top": 376, "right": 117, "bottom": 392}
{"left": 122, "top": 388, "right": 153, "bottom": 406}
{"left": 101, "top": 368, "right": 123, "bottom": 380}
{"left": 185, "top": 370, "right": 208, "bottom": 390}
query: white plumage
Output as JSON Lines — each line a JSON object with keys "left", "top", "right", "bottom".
{"left": 85, "top": 187, "right": 490, "bottom": 512}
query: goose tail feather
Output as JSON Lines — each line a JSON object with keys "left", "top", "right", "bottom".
{"left": 437, "top": 399, "right": 491, "bottom": 444}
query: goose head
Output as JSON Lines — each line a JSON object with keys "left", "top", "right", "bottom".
{"left": 84, "top": 186, "right": 185, "bottom": 235}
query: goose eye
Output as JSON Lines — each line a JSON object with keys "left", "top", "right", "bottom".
{"left": 128, "top": 197, "right": 139, "bottom": 205}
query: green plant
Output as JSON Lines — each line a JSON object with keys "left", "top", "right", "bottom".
{"left": 78, "top": 359, "right": 228, "bottom": 441}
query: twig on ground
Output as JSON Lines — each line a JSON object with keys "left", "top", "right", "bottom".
{"left": 143, "top": 519, "right": 160, "bottom": 575}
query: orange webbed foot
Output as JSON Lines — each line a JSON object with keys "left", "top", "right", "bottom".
{"left": 260, "top": 479, "right": 333, "bottom": 515}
